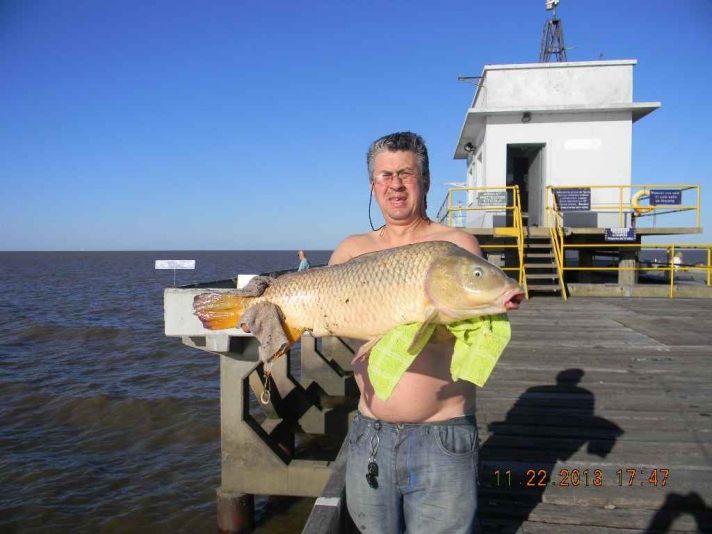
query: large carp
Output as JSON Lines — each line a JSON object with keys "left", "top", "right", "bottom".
{"left": 193, "top": 241, "right": 523, "bottom": 359}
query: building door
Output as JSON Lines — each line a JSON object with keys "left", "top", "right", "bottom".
{"left": 506, "top": 144, "right": 546, "bottom": 227}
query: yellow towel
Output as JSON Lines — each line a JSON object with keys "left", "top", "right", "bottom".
{"left": 368, "top": 315, "right": 511, "bottom": 401}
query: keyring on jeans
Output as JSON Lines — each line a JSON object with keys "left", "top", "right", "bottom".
{"left": 369, "top": 433, "right": 380, "bottom": 457}
{"left": 365, "top": 428, "right": 381, "bottom": 489}
{"left": 260, "top": 366, "right": 272, "bottom": 405}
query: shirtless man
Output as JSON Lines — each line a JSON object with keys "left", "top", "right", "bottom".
{"left": 330, "top": 132, "right": 515, "bottom": 533}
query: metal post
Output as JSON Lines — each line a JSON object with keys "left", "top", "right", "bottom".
{"left": 669, "top": 245, "right": 675, "bottom": 298}
{"left": 217, "top": 489, "right": 254, "bottom": 534}
{"left": 619, "top": 186, "right": 623, "bottom": 228}
{"left": 448, "top": 190, "right": 453, "bottom": 227}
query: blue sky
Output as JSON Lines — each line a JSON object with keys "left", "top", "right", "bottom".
{"left": 1, "top": 0, "right": 710, "bottom": 251}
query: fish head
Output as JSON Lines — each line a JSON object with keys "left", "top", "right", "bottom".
{"left": 426, "top": 252, "right": 524, "bottom": 319}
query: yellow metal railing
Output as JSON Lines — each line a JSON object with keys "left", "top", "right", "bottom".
{"left": 544, "top": 183, "right": 709, "bottom": 298}
{"left": 548, "top": 192, "right": 568, "bottom": 299}
{"left": 438, "top": 186, "right": 528, "bottom": 298}
{"left": 545, "top": 184, "right": 702, "bottom": 228}
{"left": 558, "top": 243, "right": 712, "bottom": 298}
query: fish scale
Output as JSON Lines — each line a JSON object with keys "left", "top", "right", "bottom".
{"left": 193, "top": 241, "right": 521, "bottom": 342}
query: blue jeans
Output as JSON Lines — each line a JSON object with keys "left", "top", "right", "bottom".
{"left": 346, "top": 412, "right": 478, "bottom": 534}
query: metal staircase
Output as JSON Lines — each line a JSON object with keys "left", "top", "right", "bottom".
{"left": 523, "top": 234, "right": 563, "bottom": 295}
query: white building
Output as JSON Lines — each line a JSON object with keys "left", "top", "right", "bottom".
{"left": 453, "top": 60, "right": 660, "bottom": 229}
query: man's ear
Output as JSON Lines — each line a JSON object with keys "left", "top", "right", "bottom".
{"left": 423, "top": 173, "right": 431, "bottom": 193}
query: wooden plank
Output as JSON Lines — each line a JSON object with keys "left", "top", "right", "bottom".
{"left": 477, "top": 501, "right": 711, "bottom": 533}
{"left": 478, "top": 397, "right": 712, "bottom": 413}
{"left": 475, "top": 411, "right": 712, "bottom": 437}
{"left": 301, "top": 440, "right": 352, "bottom": 534}
{"left": 477, "top": 425, "right": 712, "bottom": 444}
{"left": 613, "top": 316, "right": 712, "bottom": 346}
{"left": 478, "top": 439, "right": 712, "bottom": 466}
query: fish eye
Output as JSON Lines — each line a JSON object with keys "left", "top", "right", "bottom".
{"left": 473, "top": 268, "right": 483, "bottom": 278}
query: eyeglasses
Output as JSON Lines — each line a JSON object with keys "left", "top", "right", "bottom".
{"left": 373, "top": 169, "right": 418, "bottom": 186}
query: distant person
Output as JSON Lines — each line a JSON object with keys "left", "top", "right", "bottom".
{"left": 673, "top": 252, "right": 683, "bottom": 273}
{"left": 669, "top": 250, "right": 683, "bottom": 280}
{"left": 297, "top": 250, "right": 310, "bottom": 271}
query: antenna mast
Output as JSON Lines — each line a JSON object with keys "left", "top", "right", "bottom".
{"left": 539, "top": 0, "right": 567, "bottom": 62}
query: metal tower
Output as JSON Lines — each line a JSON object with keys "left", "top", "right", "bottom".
{"left": 539, "top": 0, "right": 567, "bottom": 62}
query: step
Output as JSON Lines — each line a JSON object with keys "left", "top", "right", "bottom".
{"left": 527, "top": 284, "right": 562, "bottom": 292}
{"left": 526, "top": 274, "right": 560, "bottom": 280}
{"left": 525, "top": 253, "right": 554, "bottom": 258}
{"left": 524, "top": 263, "right": 556, "bottom": 269}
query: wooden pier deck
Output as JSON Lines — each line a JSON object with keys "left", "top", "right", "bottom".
{"left": 300, "top": 297, "right": 712, "bottom": 533}
{"left": 476, "top": 297, "right": 712, "bottom": 533}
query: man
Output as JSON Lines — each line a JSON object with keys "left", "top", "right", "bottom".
{"left": 297, "top": 249, "right": 310, "bottom": 271}
{"left": 331, "top": 132, "right": 517, "bottom": 533}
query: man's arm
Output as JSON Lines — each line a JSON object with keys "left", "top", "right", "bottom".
{"left": 329, "top": 235, "right": 363, "bottom": 265}
{"left": 447, "top": 229, "right": 483, "bottom": 258}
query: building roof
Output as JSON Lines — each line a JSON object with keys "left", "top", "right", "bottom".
{"left": 454, "top": 59, "right": 661, "bottom": 159}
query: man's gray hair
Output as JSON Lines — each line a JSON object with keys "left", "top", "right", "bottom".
{"left": 366, "top": 132, "right": 430, "bottom": 191}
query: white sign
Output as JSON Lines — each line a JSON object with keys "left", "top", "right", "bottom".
{"left": 155, "top": 260, "right": 196, "bottom": 270}
{"left": 236, "top": 274, "right": 257, "bottom": 288}
{"left": 477, "top": 191, "right": 507, "bottom": 207}
{"left": 605, "top": 228, "right": 636, "bottom": 242}
{"left": 564, "top": 138, "right": 602, "bottom": 151}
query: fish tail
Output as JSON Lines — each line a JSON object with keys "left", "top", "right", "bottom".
{"left": 193, "top": 292, "right": 251, "bottom": 330}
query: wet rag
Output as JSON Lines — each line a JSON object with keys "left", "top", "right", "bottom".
{"left": 367, "top": 315, "right": 511, "bottom": 401}
{"left": 233, "top": 276, "right": 289, "bottom": 367}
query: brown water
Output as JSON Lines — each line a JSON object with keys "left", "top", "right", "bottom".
{"left": 0, "top": 250, "right": 332, "bottom": 533}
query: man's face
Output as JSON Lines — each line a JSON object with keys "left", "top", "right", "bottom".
{"left": 372, "top": 150, "right": 425, "bottom": 224}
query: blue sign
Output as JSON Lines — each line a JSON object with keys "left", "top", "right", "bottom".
{"left": 649, "top": 189, "right": 682, "bottom": 205}
{"left": 554, "top": 188, "right": 591, "bottom": 211}
{"left": 605, "top": 228, "right": 636, "bottom": 242}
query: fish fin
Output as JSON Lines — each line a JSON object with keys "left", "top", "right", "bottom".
{"left": 193, "top": 292, "right": 250, "bottom": 330}
{"left": 351, "top": 336, "right": 382, "bottom": 365}
{"left": 407, "top": 308, "right": 438, "bottom": 353}
{"left": 281, "top": 320, "right": 306, "bottom": 346}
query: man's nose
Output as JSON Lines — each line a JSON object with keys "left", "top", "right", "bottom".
{"left": 389, "top": 176, "right": 406, "bottom": 188}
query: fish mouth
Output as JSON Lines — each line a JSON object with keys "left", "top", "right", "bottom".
{"left": 500, "top": 289, "right": 525, "bottom": 310}
{"left": 441, "top": 301, "right": 508, "bottom": 319}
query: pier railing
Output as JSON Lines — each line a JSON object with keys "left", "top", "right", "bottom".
{"left": 559, "top": 243, "right": 712, "bottom": 298}
{"left": 547, "top": 188, "right": 567, "bottom": 298}
{"left": 545, "top": 184, "right": 710, "bottom": 298}
{"left": 545, "top": 184, "right": 702, "bottom": 229}
{"left": 164, "top": 282, "right": 359, "bottom": 532}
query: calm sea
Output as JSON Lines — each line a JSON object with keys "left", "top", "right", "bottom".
{"left": 0, "top": 250, "right": 333, "bottom": 534}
